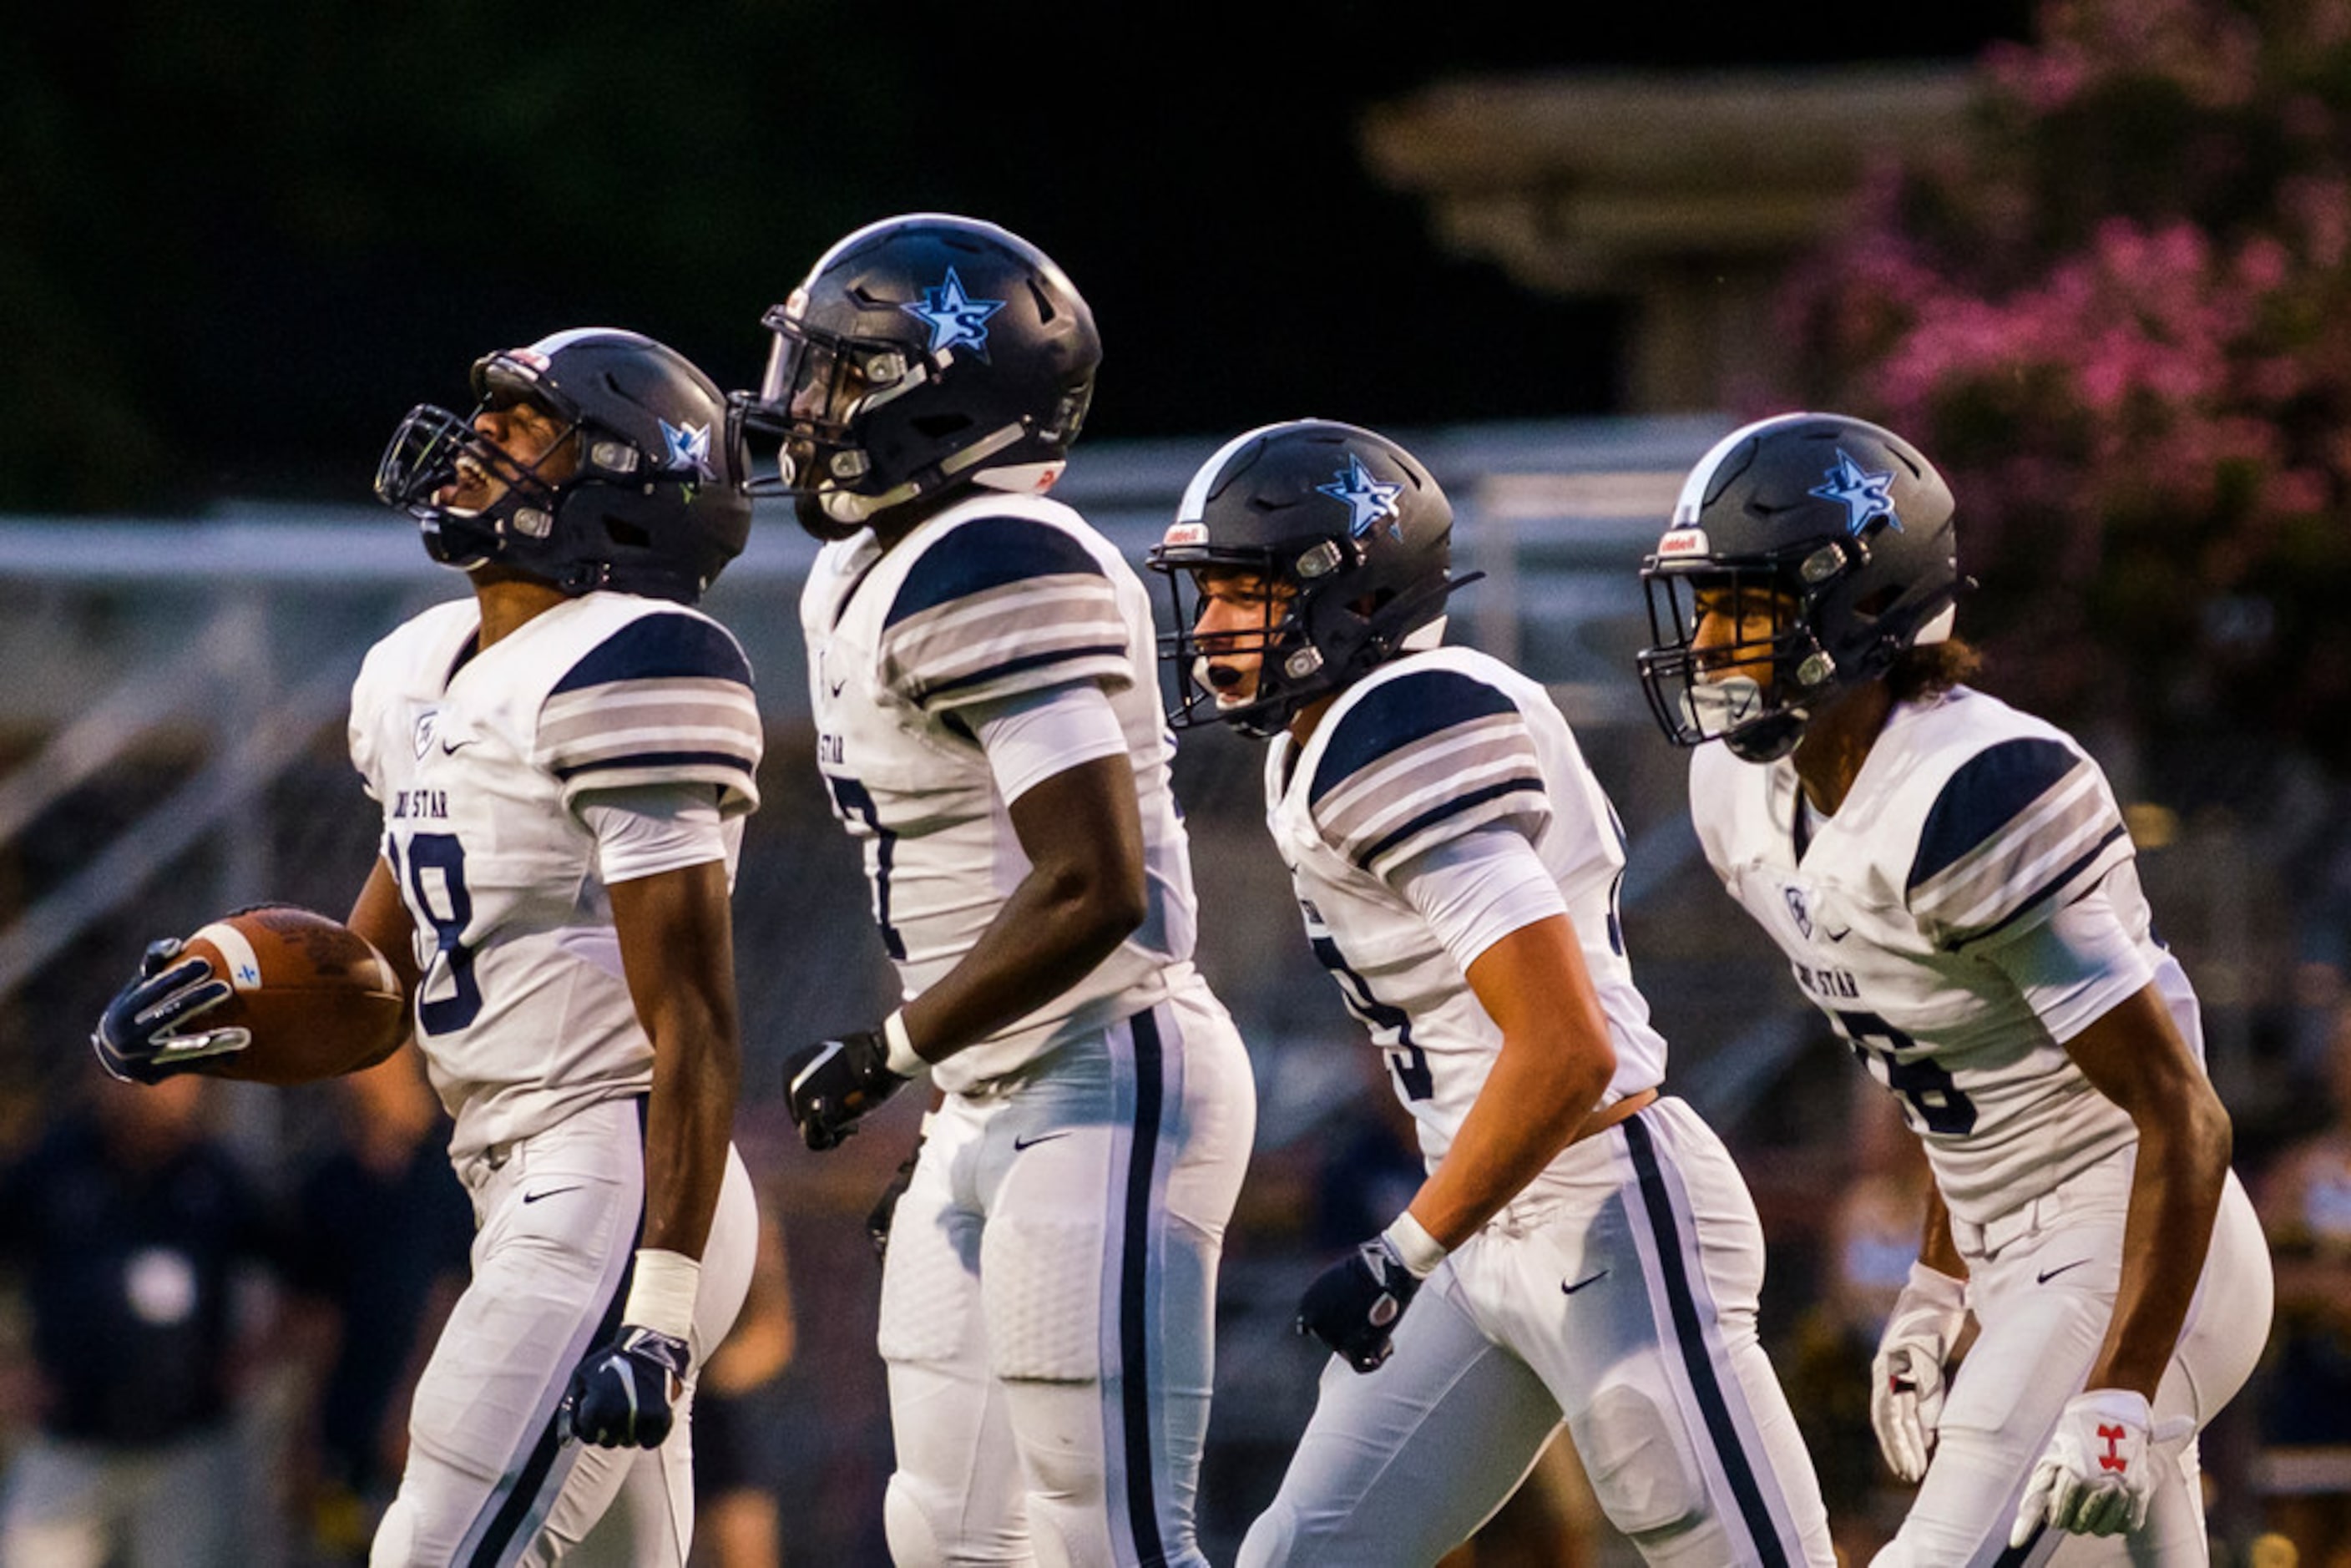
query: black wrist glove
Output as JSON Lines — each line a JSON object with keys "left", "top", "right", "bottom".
{"left": 868, "top": 1131, "right": 927, "bottom": 1263}
{"left": 90, "top": 938, "right": 250, "bottom": 1085}
{"left": 1297, "top": 1235, "right": 1423, "bottom": 1373}
{"left": 558, "top": 1327, "right": 691, "bottom": 1449}
{"left": 782, "top": 1028, "right": 907, "bottom": 1151}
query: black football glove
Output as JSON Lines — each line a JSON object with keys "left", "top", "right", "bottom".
{"left": 558, "top": 1327, "right": 691, "bottom": 1449}
{"left": 1297, "top": 1236, "right": 1423, "bottom": 1373}
{"left": 782, "top": 1028, "right": 907, "bottom": 1152}
{"left": 90, "top": 938, "right": 251, "bottom": 1085}
{"left": 867, "top": 1131, "right": 927, "bottom": 1264}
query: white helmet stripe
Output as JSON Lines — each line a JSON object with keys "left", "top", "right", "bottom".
{"left": 1671, "top": 412, "right": 1820, "bottom": 526}
{"left": 1176, "top": 422, "right": 1292, "bottom": 523}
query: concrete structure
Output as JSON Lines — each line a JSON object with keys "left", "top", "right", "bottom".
{"left": 1361, "top": 66, "right": 1975, "bottom": 410}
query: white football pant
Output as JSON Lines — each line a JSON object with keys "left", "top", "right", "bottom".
{"left": 1240, "top": 1095, "right": 1837, "bottom": 1566}
{"left": 370, "top": 1096, "right": 759, "bottom": 1567}
{"left": 877, "top": 978, "right": 1256, "bottom": 1567}
{"left": 1872, "top": 1151, "right": 2271, "bottom": 1566}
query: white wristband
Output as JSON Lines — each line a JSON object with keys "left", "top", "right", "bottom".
{"left": 882, "top": 1009, "right": 927, "bottom": 1078}
{"left": 620, "top": 1247, "right": 701, "bottom": 1343}
{"left": 1382, "top": 1211, "right": 1448, "bottom": 1278}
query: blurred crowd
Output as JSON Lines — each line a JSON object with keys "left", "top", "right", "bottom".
{"left": 4, "top": 986, "right": 2349, "bottom": 1566}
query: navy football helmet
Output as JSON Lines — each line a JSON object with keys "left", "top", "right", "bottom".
{"left": 376, "top": 327, "right": 750, "bottom": 604}
{"left": 1636, "top": 412, "right": 1962, "bottom": 761}
{"left": 1145, "top": 419, "right": 1473, "bottom": 737}
{"left": 732, "top": 213, "right": 1100, "bottom": 540}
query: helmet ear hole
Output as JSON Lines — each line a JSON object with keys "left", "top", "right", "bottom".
{"left": 1853, "top": 584, "right": 1903, "bottom": 620}
{"left": 606, "top": 518, "right": 652, "bottom": 550}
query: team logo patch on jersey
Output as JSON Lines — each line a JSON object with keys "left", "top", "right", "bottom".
{"left": 661, "top": 418, "right": 715, "bottom": 480}
{"left": 412, "top": 707, "right": 441, "bottom": 760}
{"left": 1318, "top": 455, "right": 1404, "bottom": 541}
{"left": 1783, "top": 885, "right": 1814, "bottom": 939}
{"left": 901, "top": 267, "right": 1004, "bottom": 357}
{"left": 1809, "top": 450, "right": 1901, "bottom": 535}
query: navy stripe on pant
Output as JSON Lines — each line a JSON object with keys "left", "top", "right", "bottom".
{"left": 1623, "top": 1114, "right": 1791, "bottom": 1567}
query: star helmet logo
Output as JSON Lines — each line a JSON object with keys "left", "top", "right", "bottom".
{"left": 661, "top": 418, "right": 715, "bottom": 481}
{"left": 901, "top": 266, "right": 1004, "bottom": 357}
{"left": 1809, "top": 450, "right": 1902, "bottom": 536}
{"left": 1318, "top": 455, "right": 1405, "bottom": 541}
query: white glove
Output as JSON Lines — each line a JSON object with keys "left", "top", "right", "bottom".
{"left": 2009, "top": 1388, "right": 2192, "bottom": 1542}
{"left": 1869, "top": 1261, "right": 1968, "bottom": 1483}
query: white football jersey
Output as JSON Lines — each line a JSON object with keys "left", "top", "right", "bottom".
{"left": 1267, "top": 646, "right": 1666, "bottom": 1172}
{"left": 349, "top": 593, "right": 762, "bottom": 1161}
{"left": 801, "top": 491, "right": 1198, "bottom": 1091}
{"left": 1688, "top": 685, "right": 2184, "bottom": 1227}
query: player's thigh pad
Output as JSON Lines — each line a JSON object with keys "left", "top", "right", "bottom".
{"left": 986, "top": 997, "right": 1251, "bottom": 1566}
{"left": 1239, "top": 1272, "right": 1564, "bottom": 1568}
{"left": 379, "top": 1100, "right": 646, "bottom": 1567}
{"left": 1476, "top": 1100, "right": 1831, "bottom": 1562}
{"left": 542, "top": 1146, "right": 761, "bottom": 1567}
{"left": 878, "top": 1105, "right": 987, "bottom": 1367}
{"left": 876, "top": 1105, "right": 1032, "bottom": 1566}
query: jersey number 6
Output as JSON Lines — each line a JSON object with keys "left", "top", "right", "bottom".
{"left": 1831, "top": 1009, "right": 1977, "bottom": 1136}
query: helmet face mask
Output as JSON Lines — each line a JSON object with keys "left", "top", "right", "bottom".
{"left": 1640, "top": 564, "right": 1837, "bottom": 762}
{"left": 376, "top": 400, "right": 571, "bottom": 566}
{"left": 1636, "top": 412, "right": 1962, "bottom": 762}
{"left": 734, "top": 214, "right": 1101, "bottom": 541}
{"left": 377, "top": 328, "right": 751, "bottom": 604}
{"left": 1147, "top": 420, "right": 1473, "bottom": 738}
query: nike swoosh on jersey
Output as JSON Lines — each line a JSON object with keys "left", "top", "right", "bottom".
{"left": 1561, "top": 1269, "right": 1610, "bottom": 1295}
{"left": 2035, "top": 1257, "right": 2092, "bottom": 1284}
{"left": 1012, "top": 1130, "right": 1072, "bottom": 1152}
{"left": 439, "top": 736, "right": 477, "bottom": 754}
{"left": 523, "top": 1185, "right": 582, "bottom": 1204}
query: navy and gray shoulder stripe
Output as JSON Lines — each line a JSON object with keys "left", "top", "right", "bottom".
{"left": 881, "top": 514, "right": 1129, "bottom": 711}
{"left": 1309, "top": 669, "right": 1548, "bottom": 875}
{"left": 1906, "top": 736, "right": 2130, "bottom": 947}
{"left": 540, "top": 612, "right": 762, "bottom": 815}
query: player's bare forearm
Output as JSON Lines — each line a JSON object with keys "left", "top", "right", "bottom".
{"left": 900, "top": 754, "right": 1146, "bottom": 1061}
{"left": 1410, "top": 914, "right": 1613, "bottom": 1248}
{"left": 2064, "top": 982, "right": 2232, "bottom": 1398}
{"left": 347, "top": 857, "right": 426, "bottom": 1009}
{"left": 613, "top": 859, "right": 742, "bottom": 1260}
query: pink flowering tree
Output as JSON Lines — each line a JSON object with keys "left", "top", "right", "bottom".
{"left": 1777, "top": 0, "right": 2351, "bottom": 764}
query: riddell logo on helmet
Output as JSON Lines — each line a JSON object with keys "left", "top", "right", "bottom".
{"left": 1162, "top": 523, "right": 1209, "bottom": 547}
{"left": 1657, "top": 528, "right": 1709, "bottom": 556}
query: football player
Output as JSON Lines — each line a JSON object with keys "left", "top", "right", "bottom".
{"left": 1147, "top": 419, "right": 1836, "bottom": 1565}
{"left": 92, "top": 327, "right": 766, "bottom": 1565}
{"left": 735, "top": 214, "right": 1256, "bottom": 1568}
{"left": 1636, "top": 411, "right": 2275, "bottom": 1561}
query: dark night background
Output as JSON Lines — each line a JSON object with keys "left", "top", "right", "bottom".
{"left": 4, "top": 2, "right": 2032, "bottom": 513}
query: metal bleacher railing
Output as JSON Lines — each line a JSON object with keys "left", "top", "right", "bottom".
{"left": 0, "top": 412, "right": 1833, "bottom": 1136}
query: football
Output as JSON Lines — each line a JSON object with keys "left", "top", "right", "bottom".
{"left": 180, "top": 904, "right": 409, "bottom": 1085}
